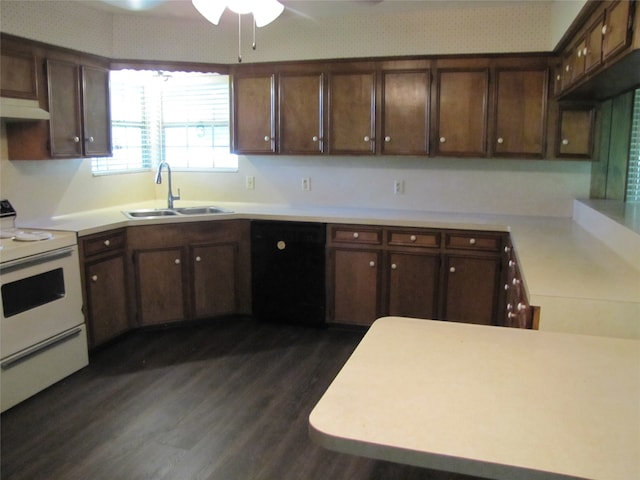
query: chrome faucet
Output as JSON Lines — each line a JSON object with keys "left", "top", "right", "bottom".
{"left": 155, "top": 161, "right": 180, "bottom": 209}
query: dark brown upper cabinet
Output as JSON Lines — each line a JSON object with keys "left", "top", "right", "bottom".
{"left": 278, "top": 72, "right": 324, "bottom": 154}
{"left": 380, "top": 69, "right": 430, "bottom": 155}
{"left": 232, "top": 73, "right": 276, "bottom": 154}
{"left": 492, "top": 68, "right": 549, "bottom": 158}
{"left": 434, "top": 68, "right": 489, "bottom": 157}
{"left": 328, "top": 71, "right": 376, "bottom": 155}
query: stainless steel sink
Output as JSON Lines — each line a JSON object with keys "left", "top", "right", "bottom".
{"left": 173, "top": 206, "right": 231, "bottom": 215}
{"left": 123, "top": 206, "right": 232, "bottom": 219}
{"left": 124, "top": 209, "right": 179, "bottom": 218}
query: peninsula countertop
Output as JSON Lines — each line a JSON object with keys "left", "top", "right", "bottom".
{"left": 309, "top": 316, "right": 640, "bottom": 480}
{"left": 16, "top": 201, "right": 640, "bottom": 339}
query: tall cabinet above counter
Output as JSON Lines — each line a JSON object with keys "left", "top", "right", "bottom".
{"left": 1, "top": 34, "right": 111, "bottom": 160}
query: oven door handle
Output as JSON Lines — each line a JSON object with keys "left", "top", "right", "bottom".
{"left": 1, "top": 326, "right": 83, "bottom": 370}
{"left": 0, "top": 247, "right": 75, "bottom": 274}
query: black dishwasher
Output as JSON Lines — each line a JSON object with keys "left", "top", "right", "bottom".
{"left": 251, "top": 221, "right": 326, "bottom": 326}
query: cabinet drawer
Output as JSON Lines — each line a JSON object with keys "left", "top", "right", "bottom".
{"left": 330, "top": 226, "right": 382, "bottom": 245}
{"left": 387, "top": 229, "right": 440, "bottom": 248}
{"left": 445, "top": 232, "right": 502, "bottom": 252}
{"left": 81, "top": 230, "right": 126, "bottom": 257}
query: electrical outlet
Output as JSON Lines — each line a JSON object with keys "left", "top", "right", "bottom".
{"left": 302, "top": 177, "right": 311, "bottom": 191}
{"left": 246, "top": 176, "right": 255, "bottom": 190}
{"left": 394, "top": 179, "right": 404, "bottom": 195}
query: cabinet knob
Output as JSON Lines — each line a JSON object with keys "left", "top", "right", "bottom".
{"left": 73, "top": 136, "right": 80, "bottom": 143}
{"left": 439, "top": 136, "right": 446, "bottom": 143}
{"left": 91, "top": 275, "right": 98, "bottom": 282}
{"left": 497, "top": 137, "right": 504, "bottom": 144}
{"left": 509, "top": 260, "right": 516, "bottom": 267}
{"left": 369, "top": 260, "right": 376, "bottom": 268}
{"left": 449, "top": 266, "right": 456, "bottom": 273}
{"left": 512, "top": 278, "right": 520, "bottom": 286}
{"left": 565, "top": 65, "right": 570, "bottom": 72}
{"left": 556, "top": 74, "right": 561, "bottom": 81}
{"left": 469, "top": 238, "right": 476, "bottom": 245}
{"left": 504, "top": 246, "right": 511, "bottom": 253}
{"left": 506, "top": 303, "right": 513, "bottom": 311}
{"left": 174, "top": 258, "right": 181, "bottom": 265}
{"left": 312, "top": 136, "right": 319, "bottom": 142}
{"left": 602, "top": 24, "right": 607, "bottom": 35}
{"left": 363, "top": 136, "right": 373, "bottom": 142}
{"left": 384, "top": 136, "right": 391, "bottom": 143}
{"left": 103, "top": 239, "right": 110, "bottom": 247}
{"left": 583, "top": 47, "right": 588, "bottom": 56}
{"left": 195, "top": 256, "right": 202, "bottom": 262}
{"left": 517, "top": 302, "right": 527, "bottom": 312}
{"left": 264, "top": 136, "right": 270, "bottom": 142}
{"left": 410, "top": 235, "right": 417, "bottom": 242}
{"left": 577, "top": 49, "right": 582, "bottom": 58}
{"left": 562, "top": 139, "right": 569, "bottom": 145}
{"left": 508, "top": 312, "right": 518, "bottom": 319}
{"left": 87, "top": 136, "right": 95, "bottom": 143}
{"left": 504, "top": 283, "right": 509, "bottom": 291}
{"left": 391, "top": 263, "right": 397, "bottom": 270}
{"left": 353, "top": 232, "right": 359, "bottom": 239}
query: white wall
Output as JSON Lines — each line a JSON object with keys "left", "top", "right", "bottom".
{"left": 0, "top": 0, "right": 591, "bottom": 221}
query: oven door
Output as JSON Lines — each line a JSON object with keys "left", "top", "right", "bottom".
{"left": 0, "top": 246, "right": 85, "bottom": 357}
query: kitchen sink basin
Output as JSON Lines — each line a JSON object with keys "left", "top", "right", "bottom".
{"left": 124, "top": 209, "right": 179, "bottom": 218}
{"left": 173, "top": 206, "right": 231, "bottom": 215}
{"left": 123, "top": 206, "right": 232, "bottom": 219}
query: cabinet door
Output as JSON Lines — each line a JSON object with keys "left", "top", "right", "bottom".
{"left": 329, "top": 248, "right": 380, "bottom": 326}
{"left": 493, "top": 69, "right": 548, "bottom": 157}
{"left": 279, "top": 73, "right": 324, "bottom": 154}
{"left": 47, "top": 59, "right": 83, "bottom": 157}
{"left": 602, "top": 0, "right": 632, "bottom": 61}
{"left": 571, "top": 37, "right": 587, "bottom": 83}
{"left": 381, "top": 70, "right": 430, "bottom": 155}
{"left": 387, "top": 252, "right": 439, "bottom": 319}
{"left": 0, "top": 49, "right": 38, "bottom": 100}
{"left": 435, "top": 69, "right": 488, "bottom": 156}
{"left": 556, "top": 106, "right": 595, "bottom": 158}
{"left": 442, "top": 255, "right": 500, "bottom": 325}
{"left": 192, "top": 243, "right": 238, "bottom": 319}
{"left": 328, "top": 72, "right": 376, "bottom": 154}
{"left": 233, "top": 74, "right": 275, "bottom": 154}
{"left": 85, "top": 254, "right": 129, "bottom": 347}
{"left": 135, "top": 247, "right": 187, "bottom": 325}
{"left": 585, "top": 13, "right": 605, "bottom": 73}
{"left": 81, "top": 66, "right": 111, "bottom": 157}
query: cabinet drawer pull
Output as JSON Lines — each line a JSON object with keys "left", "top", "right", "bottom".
{"left": 517, "top": 302, "right": 527, "bottom": 311}
{"left": 369, "top": 260, "right": 375, "bottom": 267}
{"left": 602, "top": 25, "right": 607, "bottom": 35}
{"left": 73, "top": 136, "right": 80, "bottom": 143}
{"left": 363, "top": 135, "right": 373, "bottom": 142}
{"left": 174, "top": 259, "right": 181, "bottom": 265}
{"left": 103, "top": 239, "right": 110, "bottom": 247}
{"left": 469, "top": 238, "right": 476, "bottom": 245}
{"left": 312, "top": 136, "right": 319, "bottom": 142}
{"left": 264, "top": 135, "right": 270, "bottom": 142}
{"left": 384, "top": 136, "right": 391, "bottom": 143}
{"left": 91, "top": 275, "right": 98, "bottom": 282}
{"left": 391, "top": 263, "right": 397, "bottom": 270}
{"left": 509, "top": 260, "right": 516, "bottom": 267}
{"left": 449, "top": 266, "right": 456, "bottom": 273}
{"left": 562, "top": 138, "right": 569, "bottom": 145}
{"left": 353, "top": 232, "right": 359, "bottom": 239}
{"left": 565, "top": 65, "right": 570, "bottom": 72}
{"left": 508, "top": 312, "right": 518, "bottom": 319}
{"left": 439, "top": 136, "right": 446, "bottom": 143}
{"left": 410, "top": 235, "right": 416, "bottom": 242}
{"left": 86, "top": 136, "right": 95, "bottom": 143}
{"left": 497, "top": 137, "right": 504, "bottom": 144}
{"left": 195, "top": 256, "right": 202, "bottom": 262}
{"left": 504, "top": 283, "right": 509, "bottom": 291}
{"left": 504, "top": 246, "right": 511, "bottom": 254}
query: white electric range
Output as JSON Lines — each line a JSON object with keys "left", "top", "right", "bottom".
{"left": 0, "top": 200, "right": 88, "bottom": 412}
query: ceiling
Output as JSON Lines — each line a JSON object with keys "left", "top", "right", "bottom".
{"left": 83, "top": 0, "right": 553, "bottom": 22}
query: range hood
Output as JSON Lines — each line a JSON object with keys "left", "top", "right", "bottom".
{"left": 0, "top": 97, "right": 50, "bottom": 121}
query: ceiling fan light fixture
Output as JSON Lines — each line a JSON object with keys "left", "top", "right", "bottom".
{"left": 253, "top": 0, "right": 285, "bottom": 27}
{"left": 192, "top": 0, "right": 226, "bottom": 25}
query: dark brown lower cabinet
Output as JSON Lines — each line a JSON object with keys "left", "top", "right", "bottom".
{"left": 192, "top": 243, "right": 238, "bottom": 319}
{"left": 329, "top": 248, "right": 381, "bottom": 326}
{"left": 441, "top": 255, "right": 501, "bottom": 325}
{"left": 387, "top": 251, "right": 440, "bottom": 319}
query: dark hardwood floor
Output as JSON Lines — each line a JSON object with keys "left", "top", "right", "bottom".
{"left": 1, "top": 317, "right": 484, "bottom": 480}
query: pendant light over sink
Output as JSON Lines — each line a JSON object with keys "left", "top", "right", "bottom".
{"left": 192, "top": 0, "right": 285, "bottom": 62}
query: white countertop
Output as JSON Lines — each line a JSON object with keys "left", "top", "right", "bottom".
{"left": 17, "top": 201, "right": 640, "bottom": 339}
{"left": 309, "top": 316, "right": 640, "bottom": 480}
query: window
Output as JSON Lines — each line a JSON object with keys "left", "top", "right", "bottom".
{"left": 92, "top": 70, "right": 237, "bottom": 174}
{"left": 626, "top": 89, "right": 640, "bottom": 202}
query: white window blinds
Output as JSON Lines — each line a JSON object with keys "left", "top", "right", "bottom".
{"left": 92, "top": 70, "right": 236, "bottom": 174}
